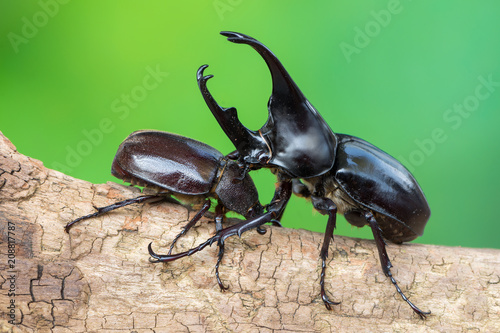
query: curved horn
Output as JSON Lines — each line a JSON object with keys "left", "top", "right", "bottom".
{"left": 220, "top": 31, "right": 337, "bottom": 178}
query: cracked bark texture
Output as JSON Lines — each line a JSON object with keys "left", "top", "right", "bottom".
{"left": 0, "top": 131, "right": 499, "bottom": 333}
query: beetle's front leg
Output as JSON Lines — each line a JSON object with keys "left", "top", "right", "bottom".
{"left": 365, "top": 211, "right": 430, "bottom": 319}
{"left": 311, "top": 196, "right": 341, "bottom": 310}
{"left": 148, "top": 210, "right": 277, "bottom": 263}
{"left": 214, "top": 203, "right": 229, "bottom": 290}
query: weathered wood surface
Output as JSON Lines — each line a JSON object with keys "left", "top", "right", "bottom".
{"left": 0, "top": 131, "right": 499, "bottom": 332}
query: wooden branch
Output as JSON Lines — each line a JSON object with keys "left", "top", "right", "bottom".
{"left": 0, "top": 131, "right": 499, "bottom": 333}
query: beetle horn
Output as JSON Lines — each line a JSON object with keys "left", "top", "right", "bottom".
{"left": 197, "top": 65, "right": 270, "bottom": 165}
{"left": 220, "top": 31, "right": 337, "bottom": 177}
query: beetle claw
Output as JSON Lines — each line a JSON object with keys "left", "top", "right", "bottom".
{"left": 415, "top": 309, "right": 431, "bottom": 320}
{"left": 147, "top": 243, "right": 161, "bottom": 263}
{"left": 321, "top": 294, "right": 341, "bottom": 310}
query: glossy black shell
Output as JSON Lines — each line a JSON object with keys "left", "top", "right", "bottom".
{"left": 334, "top": 134, "right": 431, "bottom": 243}
{"left": 111, "top": 130, "right": 223, "bottom": 195}
{"left": 225, "top": 31, "right": 337, "bottom": 178}
{"left": 200, "top": 32, "right": 337, "bottom": 178}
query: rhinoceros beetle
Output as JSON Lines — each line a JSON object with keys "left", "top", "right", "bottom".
{"left": 149, "top": 32, "right": 431, "bottom": 319}
{"left": 65, "top": 130, "right": 268, "bottom": 289}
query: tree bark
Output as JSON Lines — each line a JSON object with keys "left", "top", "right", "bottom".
{"left": 0, "top": 131, "right": 499, "bottom": 333}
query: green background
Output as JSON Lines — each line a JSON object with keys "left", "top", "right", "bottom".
{"left": 1, "top": 1, "right": 499, "bottom": 249}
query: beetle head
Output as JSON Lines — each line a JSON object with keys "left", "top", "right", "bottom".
{"left": 199, "top": 32, "right": 337, "bottom": 178}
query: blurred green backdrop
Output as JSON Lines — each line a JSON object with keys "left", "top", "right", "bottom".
{"left": 1, "top": 1, "right": 499, "bottom": 249}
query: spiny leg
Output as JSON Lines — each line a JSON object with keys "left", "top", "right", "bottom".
{"left": 365, "top": 211, "right": 430, "bottom": 319}
{"left": 149, "top": 180, "right": 293, "bottom": 291}
{"left": 65, "top": 194, "right": 170, "bottom": 232}
{"left": 214, "top": 203, "right": 229, "bottom": 290}
{"left": 215, "top": 241, "right": 228, "bottom": 290}
{"left": 167, "top": 200, "right": 211, "bottom": 255}
{"left": 149, "top": 210, "right": 276, "bottom": 262}
{"left": 149, "top": 180, "right": 293, "bottom": 261}
{"left": 150, "top": 209, "right": 279, "bottom": 266}
{"left": 311, "top": 196, "right": 340, "bottom": 310}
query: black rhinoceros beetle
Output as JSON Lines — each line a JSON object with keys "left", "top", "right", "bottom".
{"left": 150, "top": 32, "right": 431, "bottom": 319}
{"left": 65, "top": 130, "right": 266, "bottom": 289}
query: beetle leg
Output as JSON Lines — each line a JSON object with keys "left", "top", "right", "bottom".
{"left": 214, "top": 203, "right": 224, "bottom": 232}
{"left": 214, "top": 203, "right": 229, "bottom": 290}
{"left": 311, "top": 196, "right": 341, "bottom": 310}
{"left": 150, "top": 179, "right": 291, "bottom": 257}
{"left": 215, "top": 240, "right": 229, "bottom": 291}
{"left": 149, "top": 180, "right": 292, "bottom": 289}
{"left": 65, "top": 194, "right": 167, "bottom": 233}
{"left": 365, "top": 211, "right": 430, "bottom": 319}
{"left": 148, "top": 210, "right": 275, "bottom": 262}
{"left": 149, "top": 192, "right": 289, "bottom": 263}
{"left": 167, "top": 199, "right": 212, "bottom": 255}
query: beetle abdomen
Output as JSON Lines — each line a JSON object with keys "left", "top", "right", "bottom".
{"left": 112, "top": 130, "right": 223, "bottom": 195}
{"left": 333, "top": 134, "right": 431, "bottom": 242}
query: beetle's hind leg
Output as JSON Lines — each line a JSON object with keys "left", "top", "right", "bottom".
{"left": 65, "top": 194, "right": 168, "bottom": 233}
{"left": 365, "top": 211, "right": 430, "bottom": 319}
